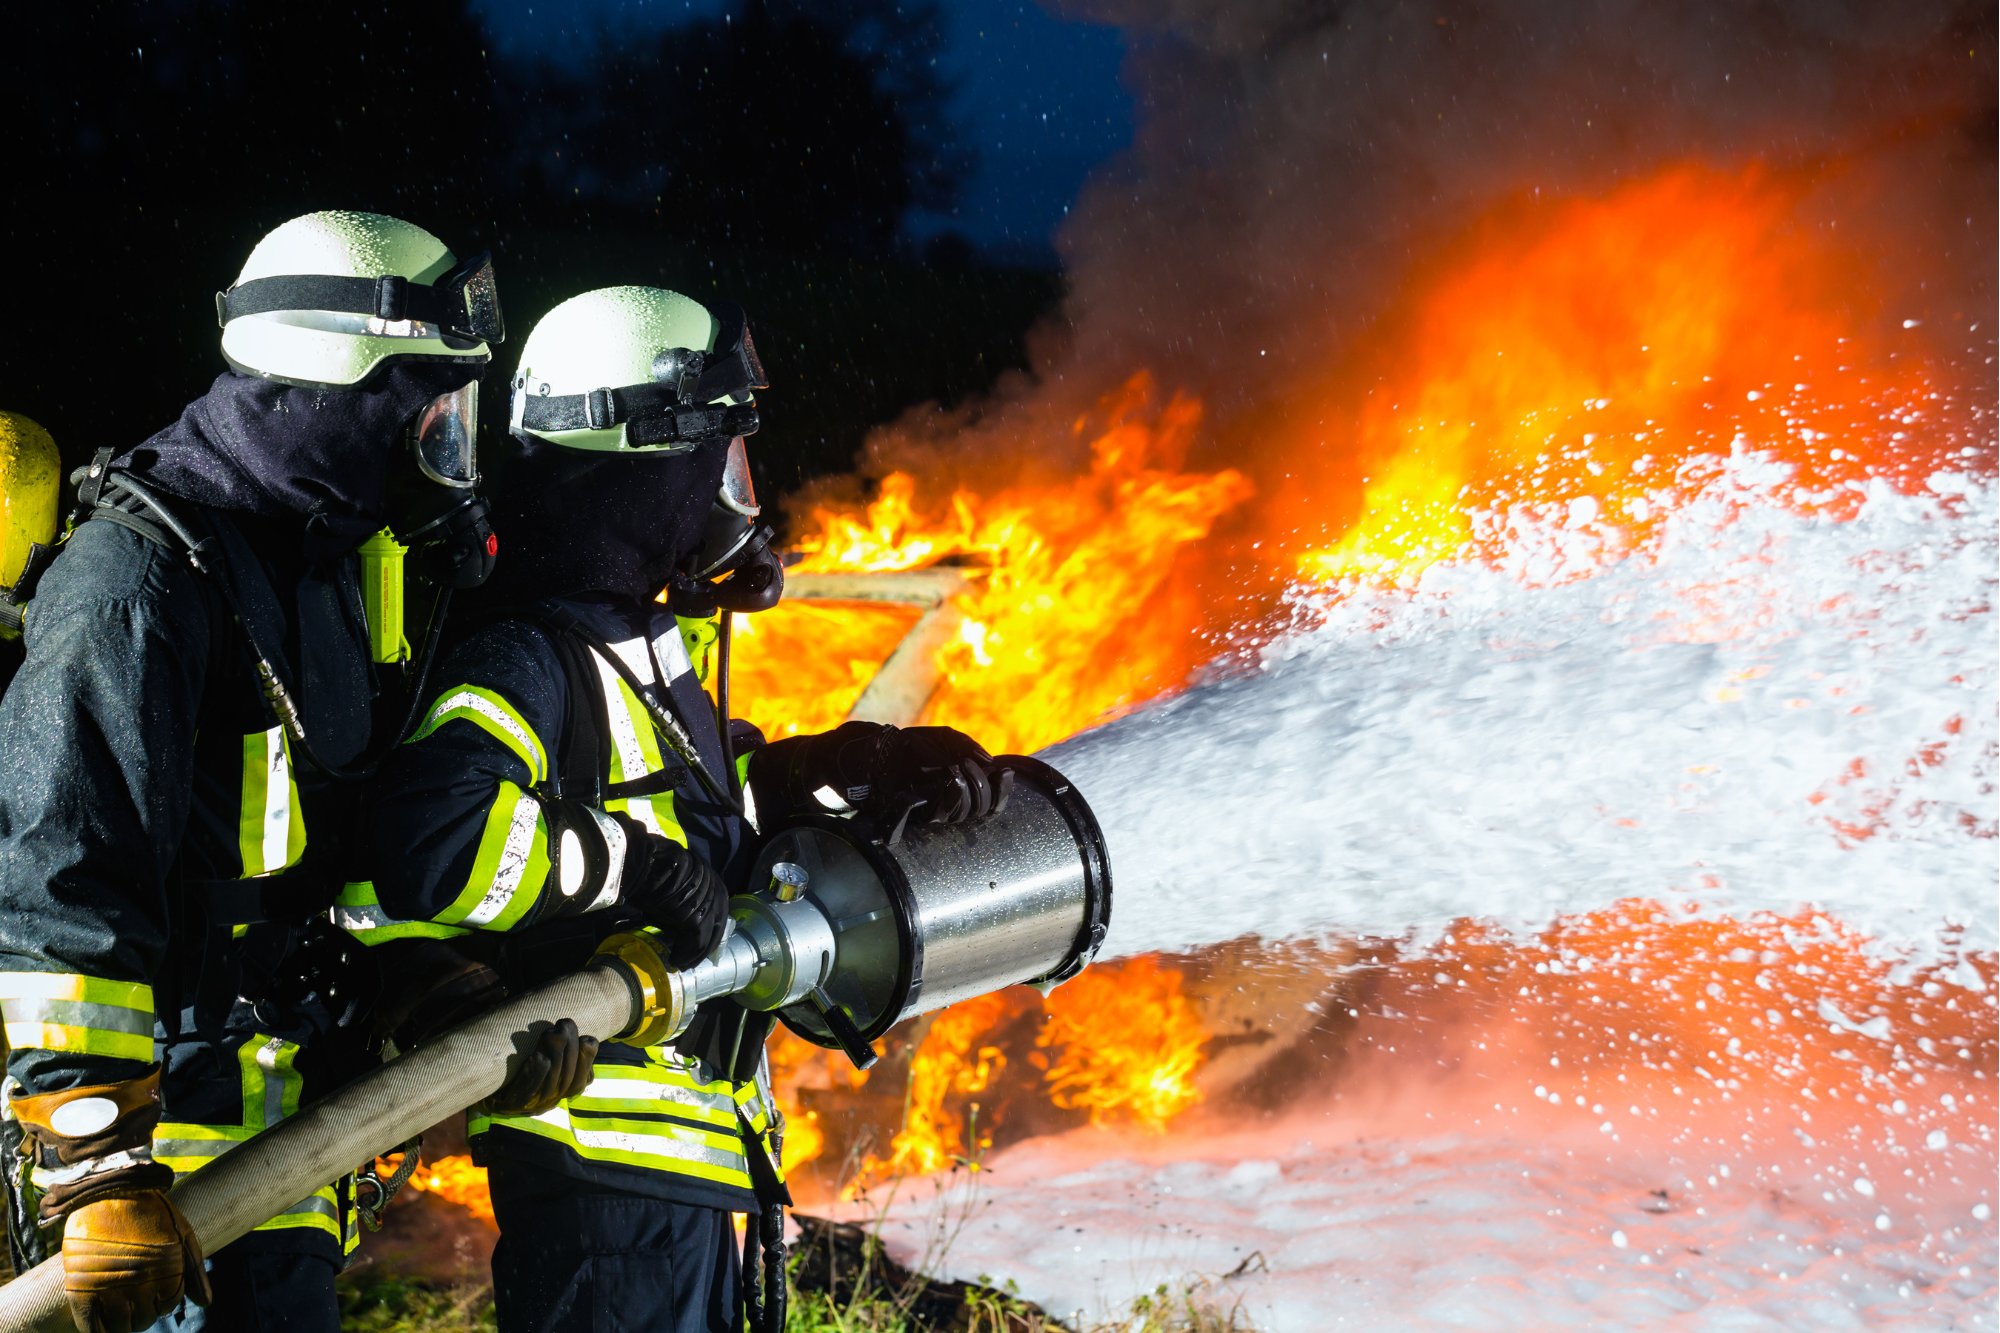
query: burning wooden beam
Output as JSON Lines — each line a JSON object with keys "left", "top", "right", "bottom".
{"left": 778, "top": 567, "right": 970, "bottom": 727}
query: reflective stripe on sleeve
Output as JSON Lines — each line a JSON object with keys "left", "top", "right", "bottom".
{"left": 0, "top": 973, "right": 154, "bottom": 1062}
{"left": 239, "top": 725, "right": 306, "bottom": 877}
{"left": 410, "top": 686, "right": 550, "bottom": 785}
{"left": 331, "top": 882, "right": 472, "bottom": 945}
{"left": 439, "top": 782, "right": 550, "bottom": 930}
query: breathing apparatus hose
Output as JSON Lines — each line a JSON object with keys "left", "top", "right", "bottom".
{"left": 102, "top": 472, "right": 450, "bottom": 784}
{"left": 717, "top": 608, "right": 738, "bottom": 799}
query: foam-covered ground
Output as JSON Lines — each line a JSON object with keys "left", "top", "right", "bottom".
{"left": 839, "top": 456, "right": 1997, "bottom": 1330}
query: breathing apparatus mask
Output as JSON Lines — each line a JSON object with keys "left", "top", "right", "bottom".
{"left": 386, "top": 380, "right": 498, "bottom": 589}
{"left": 677, "top": 434, "right": 783, "bottom": 615}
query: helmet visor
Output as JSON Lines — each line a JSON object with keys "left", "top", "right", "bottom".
{"left": 438, "top": 250, "right": 505, "bottom": 345}
{"left": 411, "top": 382, "right": 480, "bottom": 488}
{"left": 718, "top": 436, "right": 759, "bottom": 516}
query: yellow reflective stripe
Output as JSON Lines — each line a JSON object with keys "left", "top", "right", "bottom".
{"left": 591, "top": 649, "right": 663, "bottom": 790}
{"left": 583, "top": 639, "right": 687, "bottom": 844}
{"left": 240, "top": 1035, "right": 302, "bottom": 1132}
{"left": 238, "top": 726, "right": 305, "bottom": 877}
{"left": 0, "top": 973, "right": 154, "bottom": 1061}
{"left": 482, "top": 1107, "right": 754, "bottom": 1188}
{"left": 438, "top": 783, "right": 549, "bottom": 930}
{"left": 155, "top": 1124, "right": 340, "bottom": 1238}
{"left": 331, "top": 882, "right": 472, "bottom": 945}
{"left": 410, "top": 685, "right": 549, "bottom": 785}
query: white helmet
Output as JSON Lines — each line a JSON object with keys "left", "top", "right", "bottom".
{"left": 510, "top": 286, "right": 781, "bottom": 611}
{"left": 508, "top": 285, "right": 765, "bottom": 454}
{"left": 217, "top": 210, "right": 501, "bottom": 390}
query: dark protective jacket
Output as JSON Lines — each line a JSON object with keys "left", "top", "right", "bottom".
{"left": 354, "top": 594, "right": 784, "bottom": 1213}
{"left": 0, "top": 364, "right": 469, "bottom": 1259}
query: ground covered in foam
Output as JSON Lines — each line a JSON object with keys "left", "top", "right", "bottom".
{"left": 847, "top": 1112, "right": 1995, "bottom": 1332}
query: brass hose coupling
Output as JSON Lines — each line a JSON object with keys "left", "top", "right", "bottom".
{"left": 589, "top": 930, "right": 692, "bottom": 1048}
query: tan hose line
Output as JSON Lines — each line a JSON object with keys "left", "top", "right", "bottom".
{"left": 0, "top": 965, "right": 638, "bottom": 1333}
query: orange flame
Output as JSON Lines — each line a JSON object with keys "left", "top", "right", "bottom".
{"left": 726, "top": 600, "right": 922, "bottom": 741}
{"left": 1292, "top": 164, "right": 1930, "bottom": 587}
{"left": 844, "top": 958, "right": 1211, "bottom": 1192}
{"left": 1039, "top": 954, "right": 1207, "bottom": 1131}
{"left": 761, "top": 374, "right": 1255, "bottom": 755}
{"left": 400, "top": 1153, "right": 494, "bottom": 1226}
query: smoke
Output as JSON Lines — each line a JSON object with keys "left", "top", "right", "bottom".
{"left": 832, "top": 0, "right": 1993, "bottom": 494}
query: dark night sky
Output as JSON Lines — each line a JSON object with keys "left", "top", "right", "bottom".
{"left": 471, "top": 0, "right": 1134, "bottom": 262}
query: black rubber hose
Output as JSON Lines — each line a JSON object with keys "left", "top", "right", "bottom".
{"left": 716, "top": 609, "right": 738, "bottom": 799}
{"left": 760, "top": 1201, "right": 788, "bottom": 1333}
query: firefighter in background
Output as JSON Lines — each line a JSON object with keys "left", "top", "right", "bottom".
{"left": 354, "top": 286, "right": 1004, "bottom": 1333}
{"left": 0, "top": 211, "right": 507, "bottom": 1333}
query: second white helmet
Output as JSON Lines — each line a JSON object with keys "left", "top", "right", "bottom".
{"left": 508, "top": 286, "right": 766, "bottom": 454}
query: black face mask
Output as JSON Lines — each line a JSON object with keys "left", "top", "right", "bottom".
{"left": 125, "top": 362, "right": 487, "bottom": 563}
{"left": 469, "top": 437, "right": 731, "bottom": 609}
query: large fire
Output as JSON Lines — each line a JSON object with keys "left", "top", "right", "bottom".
{"left": 368, "top": 161, "right": 1986, "bottom": 1246}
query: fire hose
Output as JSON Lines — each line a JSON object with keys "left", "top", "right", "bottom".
{"left": 0, "top": 755, "right": 1110, "bottom": 1333}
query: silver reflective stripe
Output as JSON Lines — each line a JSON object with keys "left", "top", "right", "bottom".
{"left": 593, "top": 653, "right": 651, "bottom": 789}
{"left": 154, "top": 1139, "right": 237, "bottom": 1161}
{"left": 586, "top": 807, "right": 626, "bottom": 911}
{"left": 577, "top": 1078, "right": 737, "bottom": 1113}
{"left": 424, "top": 689, "right": 544, "bottom": 778}
{"left": 276, "top": 1193, "right": 339, "bottom": 1220}
{"left": 255, "top": 1038, "right": 287, "bottom": 1130}
{"left": 256, "top": 727, "right": 292, "bottom": 873}
{"left": 570, "top": 1126, "right": 743, "bottom": 1172}
{"left": 36, "top": 1146, "right": 155, "bottom": 1188}
{"left": 650, "top": 628, "right": 692, "bottom": 684}
{"left": 0, "top": 998, "right": 153, "bottom": 1038}
{"left": 463, "top": 791, "right": 543, "bottom": 927}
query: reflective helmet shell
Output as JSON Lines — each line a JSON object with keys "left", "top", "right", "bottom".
{"left": 512, "top": 286, "right": 725, "bottom": 452}
{"left": 220, "top": 210, "right": 493, "bottom": 390}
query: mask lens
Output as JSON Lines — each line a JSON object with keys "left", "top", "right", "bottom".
{"left": 442, "top": 251, "right": 505, "bottom": 343}
{"left": 718, "top": 436, "right": 759, "bottom": 516}
{"left": 412, "top": 382, "right": 480, "bottom": 488}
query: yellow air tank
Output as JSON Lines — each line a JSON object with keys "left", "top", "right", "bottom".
{"left": 0, "top": 413, "right": 60, "bottom": 623}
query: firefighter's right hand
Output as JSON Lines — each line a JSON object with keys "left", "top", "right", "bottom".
{"left": 60, "top": 1189, "right": 212, "bottom": 1333}
{"left": 489, "top": 1017, "right": 599, "bottom": 1116}
{"left": 619, "top": 830, "right": 730, "bottom": 968}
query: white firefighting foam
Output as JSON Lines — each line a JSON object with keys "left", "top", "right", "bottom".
{"left": 1056, "top": 453, "right": 1996, "bottom": 965}
{"left": 839, "top": 455, "right": 1997, "bottom": 1330}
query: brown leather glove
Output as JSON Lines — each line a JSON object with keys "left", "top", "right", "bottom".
{"left": 488, "top": 1017, "right": 598, "bottom": 1117}
{"left": 60, "top": 1190, "right": 211, "bottom": 1333}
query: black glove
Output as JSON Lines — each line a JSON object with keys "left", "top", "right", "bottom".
{"left": 752, "top": 722, "right": 1011, "bottom": 832}
{"left": 489, "top": 1018, "right": 599, "bottom": 1117}
{"left": 618, "top": 825, "right": 730, "bottom": 968}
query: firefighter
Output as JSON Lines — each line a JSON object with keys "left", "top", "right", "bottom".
{"left": 354, "top": 285, "right": 1002, "bottom": 1333}
{"left": 0, "top": 210, "right": 505, "bottom": 1333}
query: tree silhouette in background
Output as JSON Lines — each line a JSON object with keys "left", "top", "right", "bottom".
{"left": 5, "top": 0, "right": 1038, "bottom": 499}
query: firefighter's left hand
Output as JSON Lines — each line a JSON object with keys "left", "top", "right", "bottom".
{"left": 842, "top": 724, "right": 1009, "bottom": 826}
{"left": 488, "top": 1018, "right": 598, "bottom": 1117}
